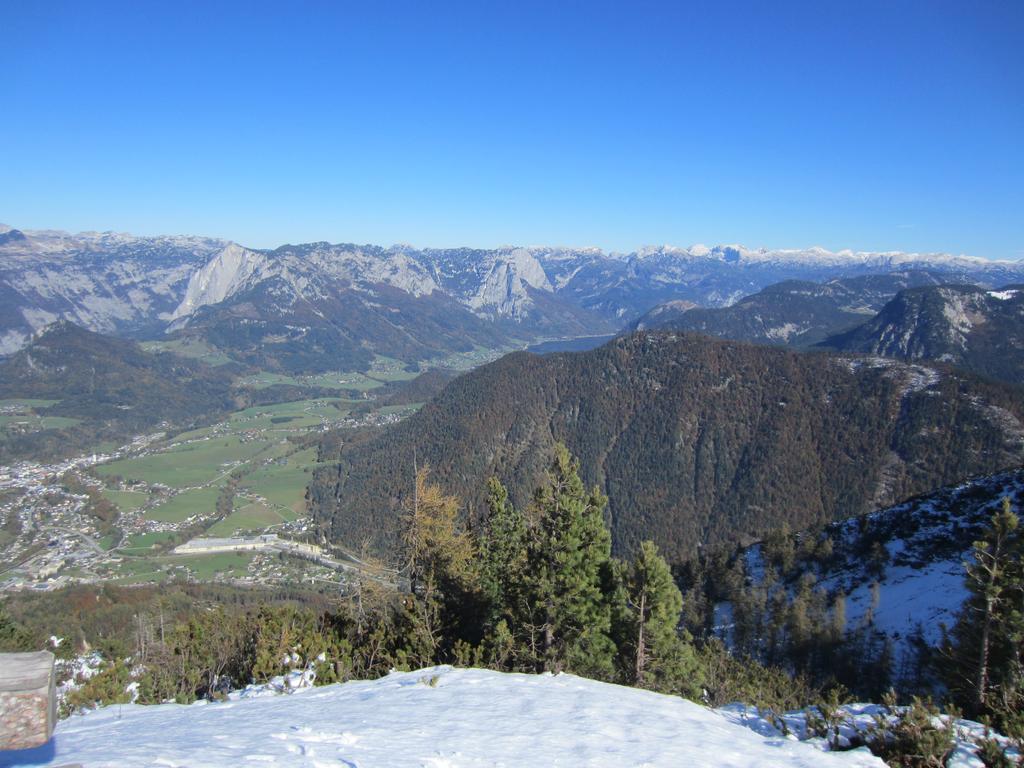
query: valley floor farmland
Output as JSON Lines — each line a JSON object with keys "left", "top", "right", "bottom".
{"left": 0, "top": 335, "right": 598, "bottom": 593}
{"left": 0, "top": 371, "right": 424, "bottom": 592}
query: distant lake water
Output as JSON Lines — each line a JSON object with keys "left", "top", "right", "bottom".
{"left": 526, "top": 335, "right": 617, "bottom": 355}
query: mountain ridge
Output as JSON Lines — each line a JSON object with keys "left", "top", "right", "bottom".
{"left": 821, "top": 284, "right": 1024, "bottom": 385}
{"left": 5, "top": 225, "right": 1024, "bottom": 361}
{"left": 309, "top": 331, "right": 1024, "bottom": 561}
{"left": 631, "top": 272, "right": 953, "bottom": 346}
{"left": 0, "top": 321, "right": 238, "bottom": 461}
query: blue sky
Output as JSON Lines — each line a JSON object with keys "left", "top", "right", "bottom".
{"left": 2, "top": 1, "right": 1022, "bottom": 258}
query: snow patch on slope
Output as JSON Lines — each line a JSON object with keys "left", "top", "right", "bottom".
{"left": 720, "top": 469, "right": 1024, "bottom": 678}
{"left": 988, "top": 289, "right": 1019, "bottom": 301}
{"left": 10, "top": 667, "right": 882, "bottom": 768}
{"left": 939, "top": 290, "right": 984, "bottom": 348}
{"left": 0, "top": 329, "right": 28, "bottom": 355}
{"left": 764, "top": 322, "right": 804, "bottom": 342}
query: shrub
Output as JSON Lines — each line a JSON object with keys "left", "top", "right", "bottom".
{"left": 864, "top": 693, "right": 957, "bottom": 768}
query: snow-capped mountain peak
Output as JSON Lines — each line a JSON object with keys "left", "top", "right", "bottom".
{"left": 3, "top": 223, "right": 1024, "bottom": 359}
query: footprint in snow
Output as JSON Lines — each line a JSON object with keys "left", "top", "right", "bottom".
{"left": 272, "top": 729, "right": 360, "bottom": 746}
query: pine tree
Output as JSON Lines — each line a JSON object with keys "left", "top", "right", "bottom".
{"left": 946, "top": 497, "right": 1024, "bottom": 719}
{"left": 402, "top": 467, "right": 479, "bottom": 665}
{"left": 0, "top": 605, "right": 34, "bottom": 652}
{"left": 615, "top": 540, "right": 701, "bottom": 697}
{"left": 830, "top": 592, "right": 847, "bottom": 643}
{"left": 523, "top": 443, "right": 616, "bottom": 678}
{"left": 479, "top": 477, "right": 527, "bottom": 629}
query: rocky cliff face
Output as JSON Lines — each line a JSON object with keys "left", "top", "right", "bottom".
{"left": 0, "top": 227, "right": 225, "bottom": 353}
{"left": 3, "top": 224, "right": 1023, "bottom": 362}
{"left": 170, "top": 243, "right": 271, "bottom": 320}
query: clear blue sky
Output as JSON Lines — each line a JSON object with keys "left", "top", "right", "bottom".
{"left": 2, "top": 1, "right": 1022, "bottom": 258}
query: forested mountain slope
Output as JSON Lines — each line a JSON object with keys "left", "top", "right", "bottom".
{"left": 697, "top": 467, "right": 1024, "bottom": 687}
{"left": 310, "top": 332, "right": 1024, "bottom": 561}
{"left": 631, "top": 272, "right": 949, "bottom": 346}
{"left": 172, "top": 276, "right": 516, "bottom": 373}
{"left": 0, "top": 322, "right": 238, "bottom": 460}
{"left": 821, "top": 284, "right": 1024, "bottom": 386}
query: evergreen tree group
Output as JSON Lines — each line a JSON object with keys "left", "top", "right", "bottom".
{"left": 402, "top": 443, "right": 700, "bottom": 695}
{"left": 25, "top": 443, "right": 811, "bottom": 717}
{"left": 944, "top": 498, "right": 1024, "bottom": 734}
{"left": 26, "top": 448, "right": 1024, "bottom": 763}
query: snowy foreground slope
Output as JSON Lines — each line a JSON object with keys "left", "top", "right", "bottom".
{"left": 4, "top": 667, "right": 885, "bottom": 768}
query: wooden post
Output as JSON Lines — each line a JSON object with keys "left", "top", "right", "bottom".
{"left": 0, "top": 650, "right": 57, "bottom": 751}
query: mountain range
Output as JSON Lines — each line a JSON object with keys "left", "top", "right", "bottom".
{"left": 309, "top": 332, "right": 1024, "bottom": 561}
{"left": 631, "top": 271, "right": 951, "bottom": 346}
{"left": 821, "top": 284, "right": 1024, "bottom": 385}
{"left": 5, "top": 224, "right": 1024, "bottom": 370}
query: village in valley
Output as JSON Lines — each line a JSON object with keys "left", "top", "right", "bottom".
{"left": 0, "top": 361, "right": 428, "bottom": 594}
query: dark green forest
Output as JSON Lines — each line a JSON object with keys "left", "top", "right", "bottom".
{"left": 310, "top": 332, "right": 1024, "bottom": 562}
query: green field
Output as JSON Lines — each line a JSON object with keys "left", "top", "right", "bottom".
{"left": 366, "top": 355, "right": 419, "bottom": 382}
{"left": 206, "top": 501, "right": 287, "bottom": 536}
{"left": 145, "top": 486, "right": 221, "bottom": 523}
{"left": 173, "top": 399, "right": 351, "bottom": 441}
{"left": 96, "top": 436, "right": 272, "bottom": 487}
{"left": 233, "top": 372, "right": 304, "bottom": 389}
{"left": 227, "top": 399, "right": 352, "bottom": 432}
{"left": 174, "top": 551, "right": 255, "bottom": 580}
{"left": 102, "top": 489, "right": 149, "bottom": 513}
{"left": 235, "top": 361, "right": 417, "bottom": 392}
{"left": 239, "top": 447, "right": 319, "bottom": 514}
{"left": 113, "top": 571, "right": 170, "bottom": 585}
{"left": 237, "top": 370, "right": 385, "bottom": 390}
{"left": 168, "top": 424, "right": 220, "bottom": 442}
{"left": 109, "top": 557, "right": 169, "bottom": 583}
{"left": 0, "top": 407, "right": 80, "bottom": 431}
{"left": 231, "top": 356, "right": 418, "bottom": 393}
{"left": 0, "top": 398, "right": 60, "bottom": 409}
{"left": 140, "top": 338, "right": 235, "bottom": 366}
{"left": 118, "top": 531, "right": 177, "bottom": 554}
{"left": 429, "top": 344, "right": 516, "bottom": 371}
{"left": 39, "top": 416, "right": 81, "bottom": 429}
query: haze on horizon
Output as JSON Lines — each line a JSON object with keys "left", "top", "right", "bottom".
{"left": 2, "top": 0, "right": 1022, "bottom": 260}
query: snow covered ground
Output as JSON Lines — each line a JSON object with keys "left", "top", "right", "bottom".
{"left": 3, "top": 666, "right": 886, "bottom": 768}
{"left": 719, "top": 469, "right": 1024, "bottom": 675}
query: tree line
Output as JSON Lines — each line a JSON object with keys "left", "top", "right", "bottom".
{"left": 4, "top": 443, "right": 1023, "bottom": 764}
{"left": 10, "top": 444, "right": 815, "bottom": 714}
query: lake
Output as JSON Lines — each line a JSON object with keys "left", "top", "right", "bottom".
{"left": 525, "top": 335, "right": 617, "bottom": 355}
